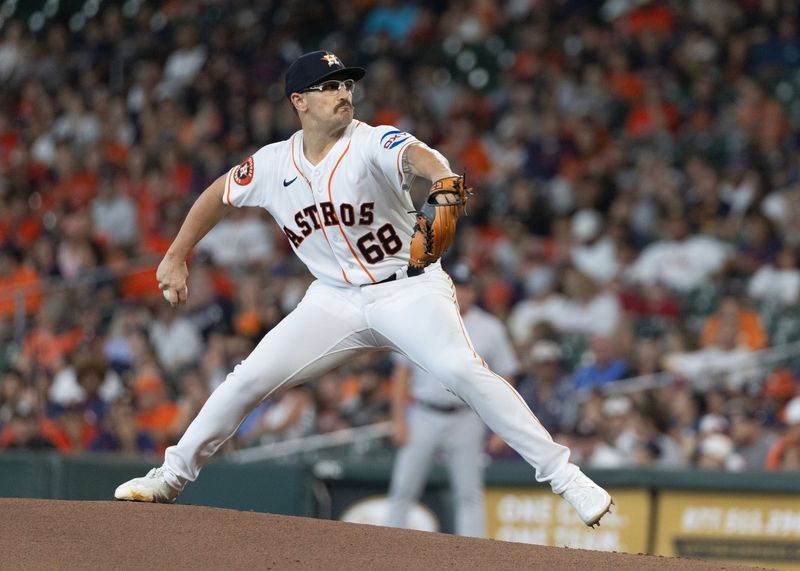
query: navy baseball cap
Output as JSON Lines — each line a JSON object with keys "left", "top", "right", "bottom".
{"left": 285, "top": 51, "right": 366, "bottom": 98}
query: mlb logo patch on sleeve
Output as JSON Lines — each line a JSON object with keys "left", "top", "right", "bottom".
{"left": 234, "top": 156, "right": 255, "bottom": 185}
{"left": 380, "top": 130, "right": 411, "bottom": 150}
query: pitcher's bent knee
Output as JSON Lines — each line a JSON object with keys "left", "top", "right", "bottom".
{"left": 429, "top": 356, "right": 483, "bottom": 392}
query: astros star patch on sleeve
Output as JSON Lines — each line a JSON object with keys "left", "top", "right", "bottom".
{"left": 234, "top": 156, "right": 255, "bottom": 186}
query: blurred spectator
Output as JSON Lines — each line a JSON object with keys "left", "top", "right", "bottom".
{"left": 237, "top": 386, "right": 314, "bottom": 447}
{"left": 102, "top": 305, "right": 142, "bottom": 372}
{"left": 600, "top": 396, "right": 637, "bottom": 465}
{"left": 620, "top": 283, "right": 681, "bottom": 327}
{"left": 91, "top": 178, "right": 138, "bottom": 248}
{"left": 0, "top": 21, "right": 25, "bottom": 85}
{"left": 557, "top": 267, "right": 623, "bottom": 337}
{"left": 762, "top": 368, "right": 798, "bottom": 420}
{"left": 508, "top": 267, "right": 621, "bottom": 340}
{"left": 171, "top": 367, "right": 211, "bottom": 438}
{"left": 132, "top": 372, "right": 178, "bottom": 453}
{"left": 49, "top": 351, "right": 123, "bottom": 414}
{"left": 727, "top": 401, "right": 779, "bottom": 471}
{"left": 363, "top": 0, "right": 420, "bottom": 42}
{"left": 698, "top": 414, "right": 730, "bottom": 438}
{"left": 182, "top": 261, "right": 233, "bottom": 338}
{"left": 312, "top": 372, "right": 350, "bottom": 434}
{"left": 0, "top": 404, "right": 58, "bottom": 451}
{"left": 575, "top": 421, "right": 628, "bottom": 470}
{"left": 573, "top": 335, "right": 628, "bottom": 391}
{"left": 340, "top": 366, "right": 391, "bottom": 427}
{"left": 747, "top": 245, "right": 800, "bottom": 306}
{"left": 699, "top": 294, "right": 767, "bottom": 351}
{"left": 628, "top": 214, "right": 731, "bottom": 292}
{"left": 51, "top": 403, "right": 98, "bottom": 453}
{"left": 664, "top": 320, "right": 758, "bottom": 391}
{"left": 157, "top": 24, "right": 207, "bottom": 98}
{"left": 22, "top": 307, "right": 82, "bottom": 373}
{"left": 196, "top": 209, "right": 275, "bottom": 270}
{"left": 91, "top": 395, "right": 156, "bottom": 455}
{"left": 765, "top": 397, "right": 800, "bottom": 471}
{"left": 569, "top": 209, "right": 619, "bottom": 284}
{"left": 0, "top": 368, "right": 25, "bottom": 426}
{"left": 632, "top": 395, "right": 686, "bottom": 468}
{"left": 148, "top": 304, "right": 203, "bottom": 374}
{"left": 516, "top": 340, "right": 575, "bottom": 434}
{"left": 628, "top": 333, "right": 667, "bottom": 377}
{"left": 697, "top": 433, "right": 745, "bottom": 471}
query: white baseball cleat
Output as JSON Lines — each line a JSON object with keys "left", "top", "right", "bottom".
{"left": 560, "top": 472, "right": 613, "bottom": 527}
{"left": 114, "top": 467, "right": 179, "bottom": 503}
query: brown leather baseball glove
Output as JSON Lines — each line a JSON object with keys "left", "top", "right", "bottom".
{"left": 409, "top": 174, "right": 472, "bottom": 268}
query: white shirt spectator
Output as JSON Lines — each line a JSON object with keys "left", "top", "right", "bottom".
{"left": 508, "top": 292, "right": 621, "bottom": 343}
{"left": 92, "top": 189, "right": 139, "bottom": 246}
{"left": 665, "top": 347, "right": 759, "bottom": 391}
{"left": 197, "top": 213, "right": 274, "bottom": 268}
{"left": 31, "top": 132, "right": 57, "bottom": 166}
{"left": 628, "top": 236, "right": 731, "bottom": 291}
{"left": 149, "top": 316, "right": 204, "bottom": 373}
{"left": 748, "top": 265, "right": 800, "bottom": 305}
{"left": 571, "top": 236, "right": 619, "bottom": 284}
{"left": 586, "top": 441, "right": 628, "bottom": 468}
{"left": 164, "top": 45, "right": 207, "bottom": 84}
{"left": 49, "top": 367, "right": 124, "bottom": 407}
{"left": 0, "top": 23, "right": 26, "bottom": 83}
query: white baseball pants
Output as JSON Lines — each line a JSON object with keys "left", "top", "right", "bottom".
{"left": 162, "top": 267, "right": 578, "bottom": 494}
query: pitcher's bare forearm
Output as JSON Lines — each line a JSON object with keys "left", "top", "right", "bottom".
{"left": 403, "top": 143, "right": 456, "bottom": 183}
{"left": 165, "top": 174, "right": 233, "bottom": 261}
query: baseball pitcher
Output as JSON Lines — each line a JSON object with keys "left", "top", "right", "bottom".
{"left": 114, "top": 50, "right": 612, "bottom": 527}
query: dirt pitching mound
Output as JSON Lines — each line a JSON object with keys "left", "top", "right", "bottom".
{"left": 0, "top": 499, "right": 759, "bottom": 570}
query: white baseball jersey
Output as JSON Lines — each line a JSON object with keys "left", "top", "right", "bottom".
{"left": 396, "top": 306, "right": 521, "bottom": 407}
{"left": 223, "top": 120, "right": 423, "bottom": 286}
{"left": 159, "top": 117, "right": 583, "bottom": 510}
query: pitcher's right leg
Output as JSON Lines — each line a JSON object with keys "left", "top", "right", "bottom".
{"left": 116, "top": 283, "right": 373, "bottom": 500}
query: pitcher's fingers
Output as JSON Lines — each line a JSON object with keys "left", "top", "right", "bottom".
{"left": 176, "top": 284, "right": 189, "bottom": 305}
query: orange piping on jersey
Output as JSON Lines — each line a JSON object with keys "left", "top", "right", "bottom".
{"left": 292, "top": 134, "right": 351, "bottom": 283}
{"left": 447, "top": 276, "right": 550, "bottom": 437}
{"left": 395, "top": 139, "right": 418, "bottom": 185}
{"left": 225, "top": 167, "right": 234, "bottom": 205}
{"left": 328, "top": 137, "right": 376, "bottom": 283}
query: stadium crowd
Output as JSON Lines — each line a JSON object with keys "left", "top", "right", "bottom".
{"left": 1, "top": 0, "right": 800, "bottom": 471}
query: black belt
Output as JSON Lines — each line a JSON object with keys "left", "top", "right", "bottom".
{"left": 366, "top": 266, "right": 424, "bottom": 286}
{"left": 416, "top": 400, "right": 469, "bottom": 414}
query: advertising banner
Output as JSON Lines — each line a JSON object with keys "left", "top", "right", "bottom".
{"left": 655, "top": 491, "right": 800, "bottom": 570}
{"left": 485, "top": 487, "right": 650, "bottom": 552}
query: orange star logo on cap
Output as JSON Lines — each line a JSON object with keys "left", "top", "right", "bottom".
{"left": 321, "top": 52, "right": 341, "bottom": 67}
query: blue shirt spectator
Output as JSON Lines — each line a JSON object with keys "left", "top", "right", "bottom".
{"left": 573, "top": 336, "right": 629, "bottom": 391}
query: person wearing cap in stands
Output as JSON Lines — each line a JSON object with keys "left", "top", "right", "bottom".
{"left": 515, "top": 339, "right": 575, "bottom": 435}
{"left": 386, "top": 262, "right": 520, "bottom": 537}
{"left": 727, "top": 400, "right": 778, "bottom": 471}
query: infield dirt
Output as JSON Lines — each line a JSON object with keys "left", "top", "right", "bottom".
{"left": 0, "top": 499, "right": 767, "bottom": 570}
